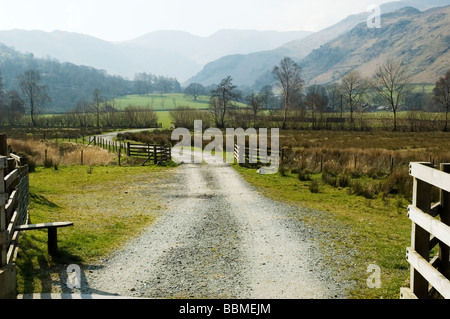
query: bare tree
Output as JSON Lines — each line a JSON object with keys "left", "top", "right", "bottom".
{"left": 5, "top": 90, "right": 25, "bottom": 125}
{"left": 326, "top": 83, "right": 341, "bottom": 112}
{"left": 70, "top": 101, "right": 89, "bottom": 127}
{"left": 340, "top": 70, "right": 367, "bottom": 126}
{"left": 272, "top": 57, "right": 304, "bottom": 129}
{"left": 92, "top": 88, "right": 104, "bottom": 127}
{"left": 246, "top": 92, "right": 263, "bottom": 125}
{"left": 371, "top": 60, "right": 412, "bottom": 131}
{"left": 18, "top": 69, "right": 50, "bottom": 126}
{"left": 305, "top": 85, "right": 328, "bottom": 127}
{"left": 433, "top": 69, "right": 450, "bottom": 131}
{"left": 210, "top": 76, "right": 239, "bottom": 128}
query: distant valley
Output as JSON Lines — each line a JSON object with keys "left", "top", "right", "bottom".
{"left": 0, "top": 29, "right": 311, "bottom": 82}
{"left": 0, "top": 0, "right": 448, "bottom": 113}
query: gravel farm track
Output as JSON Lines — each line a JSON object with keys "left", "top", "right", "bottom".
{"left": 64, "top": 144, "right": 352, "bottom": 299}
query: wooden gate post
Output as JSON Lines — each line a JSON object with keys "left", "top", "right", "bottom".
{"left": 0, "top": 135, "right": 8, "bottom": 157}
{"left": 440, "top": 164, "right": 450, "bottom": 279}
{"left": 411, "top": 163, "right": 432, "bottom": 299}
{"left": 0, "top": 155, "right": 17, "bottom": 299}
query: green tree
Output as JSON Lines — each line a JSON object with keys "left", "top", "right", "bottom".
{"left": 184, "top": 83, "right": 205, "bottom": 101}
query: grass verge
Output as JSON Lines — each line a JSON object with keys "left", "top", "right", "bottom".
{"left": 16, "top": 164, "right": 175, "bottom": 294}
{"left": 233, "top": 164, "right": 412, "bottom": 299}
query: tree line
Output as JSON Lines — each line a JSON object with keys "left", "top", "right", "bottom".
{"left": 195, "top": 57, "right": 450, "bottom": 131}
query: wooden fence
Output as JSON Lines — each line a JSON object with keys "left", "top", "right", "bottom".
{"left": 126, "top": 143, "right": 171, "bottom": 166}
{"left": 88, "top": 136, "right": 127, "bottom": 155}
{"left": 234, "top": 144, "right": 282, "bottom": 166}
{"left": 401, "top": 162, "right": 450, "bottom": 299}
{"left": 0, "top": 135, "right": 29, "bottom": 299}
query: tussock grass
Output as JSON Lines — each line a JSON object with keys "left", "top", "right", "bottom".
{"left": 8, "top": 138, "right": 116, "bottom": 167}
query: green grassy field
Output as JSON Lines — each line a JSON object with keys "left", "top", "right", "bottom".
{"left": 113, "top": 93, "right": 210, "bottom": 110}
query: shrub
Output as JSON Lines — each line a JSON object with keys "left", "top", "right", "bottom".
{"left": 381, "top": 170, "right": 412, "bottom": 199}
{"left": 350, "top": 180, "right": 378, "bottom": 199}
{"left": 298, "top": 169, "right": 312, "bottom": 181}
{"left": 322, "top": 171, "right": 337, "bottom": 187}
{"left": 309, "top": 180, "right": 320, "bottom": 193}
{"left": 337, "top": 171, "right": 352, "bottom": 188}
{"left": 44, "top": 157, "right": 53, "bottom": 168}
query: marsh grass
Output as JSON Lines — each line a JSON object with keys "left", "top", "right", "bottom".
{"left": 8, "top": 138, "right": 116, "bottom": 167}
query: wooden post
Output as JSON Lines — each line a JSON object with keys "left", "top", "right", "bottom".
{"left": 48, "top": 228, "right": 57, "bottom": 256}
{"left": 80, "top": 150, "right": 84, "bottom": 166}
{"left": 320, "top": 154, "right": 324, "bottom": 173}
{"left": 118, "top": 147, "right": 121, "bottom": 166}
{"left": 390, "top": 156, "right": 394, "bottom": 174}
{"left": 439, "top": 164, "right": 450, "bottom": 279}
{"left": 411, "top": 164, "right": 432, "bottom": 299}
{"left": 0, "top": 135, "right": 8, "bottom": 157}
{"left": 127, "top": 142, "right": 130, "bottom": 157}
{"left": 0, "top": 155, "right": 7, "bottom": 268}
{"left": 154, "top": 145, "right": 157, "bottom": 165}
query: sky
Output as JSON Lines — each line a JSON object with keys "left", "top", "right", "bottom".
{"left": 0, "top": 0, "right": 397, "bottom": 41}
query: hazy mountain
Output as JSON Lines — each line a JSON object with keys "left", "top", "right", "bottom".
{"left": 0, "top": 29, "right": 311, "bottom": 82}
{"left": 0, "top": 43, "right": 132, "bottom": 113}
{"left": 121, "top": 29, "right": 312, "bottom": 66}
{"left": 187, "top": 0, "right": 450, "bottom": 87}
{"left": 300, "top": 6, "right": 450, "bottom": 85}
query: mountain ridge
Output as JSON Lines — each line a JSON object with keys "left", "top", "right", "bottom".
{"left": 300, "top": 5, "right": 450, "bottom": 85}
{"left": 187, "top": 0, "right": 450, "bottom": 87}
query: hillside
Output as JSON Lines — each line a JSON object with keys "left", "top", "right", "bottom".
{"left": 0, "top": 29, "right": 311, "bottom": 82}
{"left": 187, "top": 0, "right": 450, "bottom": 88}
{"left": 0, "top": 43, "right": 132, "bottom": 113}
{"left": 301, "top": 6, "right": 450, "bottom": 85}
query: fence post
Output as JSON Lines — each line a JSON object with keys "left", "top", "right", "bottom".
{"left": 154, "top": 145, "right": 157, "bottom": 165}
{"left": 127, "top": 142, "right": 130, "bottom": 157}
{"left": 0, "top": 143, "right": 17, "bottom": 299}
{"left": 80, "top": 150, "right": 84, "bottom": 166}
{"left": 440, "top": 164, "right": 450, "bottom": 279}
{"left": 0, "top": 155, "right": 7, "bottom": 268}
{"left": 411, "top": 163, "right": 433, "bottom": 299}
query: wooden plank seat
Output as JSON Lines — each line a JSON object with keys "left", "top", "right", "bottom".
{"left": 15, "top": 222, "right": 73, "bottom": 255}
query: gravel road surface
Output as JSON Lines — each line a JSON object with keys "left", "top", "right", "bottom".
{"left": 78, "top": 151, "right": 347, "bottom": 299}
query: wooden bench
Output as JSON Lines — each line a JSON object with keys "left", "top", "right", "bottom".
{"left": 15, "top": 222, "right": 74, "bottom": 256}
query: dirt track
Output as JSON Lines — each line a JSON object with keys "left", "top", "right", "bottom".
{"left": 78, "top": 152, "right": 347, "bottom": 299}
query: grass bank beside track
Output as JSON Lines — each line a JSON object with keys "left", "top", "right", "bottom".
{"left": 233, "top": 164, "right": 411, "bottom": 299}
{"left": 16, "top": 164, "right": 175, "bottom": 295}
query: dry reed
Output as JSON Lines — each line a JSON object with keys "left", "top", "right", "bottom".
{"left": 8, "top": 138, "right": 116, "bottom": 167}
